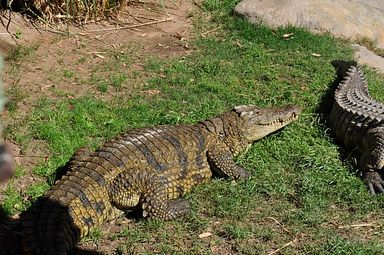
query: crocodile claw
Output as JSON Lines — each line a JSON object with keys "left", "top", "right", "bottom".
{"left": 364, "top": 171, "right": 384, "bottom": 194}
{"left": 236, "top": 167, "right": 251, "bottom": 180}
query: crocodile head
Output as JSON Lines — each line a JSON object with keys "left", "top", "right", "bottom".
{"left": 235, "top": 104, "right": 301, "bottom": 141}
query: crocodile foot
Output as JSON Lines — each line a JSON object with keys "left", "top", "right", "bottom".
{"left": 234, "top": 166, "right": 251, "bottom": 180}
{"left": 364, "top": 171, "right": 384, "bottom": 194}
{"left": 166, "top": 198, "right": 191, "bottom": 218}
{"left": 143, "top": 198, "right": 191, "bottom": 220}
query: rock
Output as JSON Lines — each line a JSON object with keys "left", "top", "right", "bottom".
{"left": 235, "top": 0, "right": 384, "bottom": 49}
{"left": 352, "top": 44, "right": 384, "bottom": 73}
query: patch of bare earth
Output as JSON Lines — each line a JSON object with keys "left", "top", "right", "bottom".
{"left": 0, "top": 0, "right": 198, "bottom": 253}
{"left": 2, "top": 0, "right": 194, "bottom": 101}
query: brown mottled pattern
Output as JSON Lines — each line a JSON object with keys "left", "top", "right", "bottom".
{"left": 330, "top": 65, "right": 384, "bottom": 194}
{"left": 21, "top": 105, "right": 299, "bottom": 254}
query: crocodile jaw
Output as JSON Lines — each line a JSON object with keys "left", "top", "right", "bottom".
{"left": 235, "top": 104, "right": 301, "bottom": 141}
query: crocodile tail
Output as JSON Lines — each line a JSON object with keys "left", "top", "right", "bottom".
{"left": 21, "top": 196, "right": 80, "bottom": 255}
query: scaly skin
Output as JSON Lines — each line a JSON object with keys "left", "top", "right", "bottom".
{"left": 21, "top": 104, "right": 300, "bottom": 254}
{"left": 330, "top": 65, "right": 384, "bottom": 194}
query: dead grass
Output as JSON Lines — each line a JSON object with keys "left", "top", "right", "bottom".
{"left": 2, "top": 0, "right": 180, "bottom": 24}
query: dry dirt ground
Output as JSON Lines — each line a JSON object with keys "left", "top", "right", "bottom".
{"left": 0, "top": 1, "right": 200, "bottom": 253}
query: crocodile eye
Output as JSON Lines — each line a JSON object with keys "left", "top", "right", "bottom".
{"left": 240, "top": 109, "right": 260, "bottom": 118}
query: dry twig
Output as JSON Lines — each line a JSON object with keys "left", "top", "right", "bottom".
{"left": 266, "top": 217, "right": 291, "bottom": 233}
{"left": 338, "top": 223, "right": 376, "bottom": 229}
{"left": 201, "top": 26, "right": 222, "bottom": 37}
{"left": 191, "top": 0, "right": 204, "bottom": 11}
{"left": 267, "top": 238, "right": 298, "bottom": 255}
{"left": 83, "top": 16, "right": 173, "bottom": 33}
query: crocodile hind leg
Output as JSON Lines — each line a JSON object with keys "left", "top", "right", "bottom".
{"left": 142, "top": 175, "right": 191, "bottom": 220}
{"left": 207, "top": 142, "right": 250, "bottom": 180}
{"left": 109, "top": 170, "right": 143, "bottom": 210}
{"left": 110, "top": 170, "right": 190, "bottom": 220}
{"left": 361, "top": 126, "right": 384, "bottom": 194}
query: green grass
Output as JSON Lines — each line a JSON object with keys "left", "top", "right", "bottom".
{"left": 2, "top": 0, "right": 384, "bottom": 254}
{"left": 2, "top": 184, "right": 27, "bottom": 215}
{"left": 5, "top": 85, "right": 27, "bottom": 113}
{"left": 5, "top": 44, "right": 39, "bottom": 63}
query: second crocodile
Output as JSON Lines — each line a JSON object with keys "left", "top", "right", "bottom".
{"left": 21, "top": 104, "right": 300, "bottom": 254}
{"left": 330, "top": 65, "right": 384, "bottom": 194}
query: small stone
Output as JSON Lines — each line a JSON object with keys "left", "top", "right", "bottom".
{"left": 283, "top": 33, "right": 294, "bottom": 39}
{"left": 198, "top": 232, "right": 212, "bottom": 238}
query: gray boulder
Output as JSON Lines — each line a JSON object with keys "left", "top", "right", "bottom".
{"left": 235, "top": 0, "right": 384, "bottom": 49}
{"left": 352, "top": 44, "right": 384, "bottom": 73}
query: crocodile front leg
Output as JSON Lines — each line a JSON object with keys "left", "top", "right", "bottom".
{"left": 207, "top": 142, "right": 250, "bottom": 180}
{"left": 361, "top": 126, "right": 384, "bottom": 194}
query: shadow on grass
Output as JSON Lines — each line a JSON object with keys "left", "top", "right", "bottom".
{"left": 316, "top": 60, "right": 357, "bottom": 114}
{"left": 316, "top": 60, "right": 363, "bottom": 175}
{"left": 0, "top": 206, "right": 22, "bottom": 255}
{"left": 0, "top": 201, "right": 105, "bottom": 255}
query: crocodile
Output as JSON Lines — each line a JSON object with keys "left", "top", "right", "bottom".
{"left": 330, "top": 65, "right": 384, "bottom": 194}
{"left": 21, "top": 104, "right": 300, "bottom": 254}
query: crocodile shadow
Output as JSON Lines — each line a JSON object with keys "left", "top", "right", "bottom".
{"left": 0, "top": 201, "right": 105, "bottom": 255}
{"left": 289, "top": 60, "right": 363, "bottom": 205}
{"left": 0, "top": 206, "right": 22, "bottom": 255}
{"left": 316, "top": 60, "right": 361, "bottom": 172}
{"left": 317, "top": 60, "right": 358, "bottom": 114}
